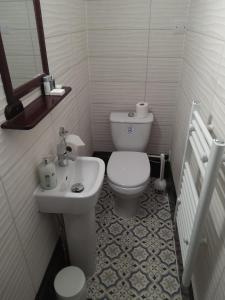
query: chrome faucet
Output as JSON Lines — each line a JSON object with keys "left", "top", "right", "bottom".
{"left": 57, "top": 127, "right": 74, "bottom": 167}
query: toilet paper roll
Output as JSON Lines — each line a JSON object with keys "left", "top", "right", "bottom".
{"left": 65, "top": 134, "right": 85, "bottom": 157}
{"left": 136, "top": 102, "right": 149, "bottom": 118}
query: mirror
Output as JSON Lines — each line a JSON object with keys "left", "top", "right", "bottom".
{"left": 0, "top": 0, "right": 49, "bottom": 120}
{"left": 0, "top": 0, "right": 43, "bottom": 89}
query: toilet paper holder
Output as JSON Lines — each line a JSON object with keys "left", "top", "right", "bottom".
{"left": 57, "top": 127, "right": 85, "bottom": 167}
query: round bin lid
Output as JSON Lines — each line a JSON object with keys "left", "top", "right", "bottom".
{"left": 107, "top": 152, "right": 150, "bottom": 188}
{"left": 54, "top": 266, "right": 86, "bottom": 298}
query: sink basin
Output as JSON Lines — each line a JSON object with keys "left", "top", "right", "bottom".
{"left": 34, "top": 157, "right": 105, "bottom": 215}
{"left": 34, "top": 156, "right": 105, "bottom": 277}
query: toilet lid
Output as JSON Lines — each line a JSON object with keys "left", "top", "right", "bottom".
{"left": 54, "top": 266, "right": 85, "bottom": 298}
{"left": 107, "top": 152, "right": 150, "bottom": 188}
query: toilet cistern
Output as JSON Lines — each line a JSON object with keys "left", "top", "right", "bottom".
{"left": 57, "top": 127, "right": 85, "bottom": 167}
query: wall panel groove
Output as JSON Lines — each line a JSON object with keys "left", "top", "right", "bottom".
{"left": 87, "top": 0, "right": 188, "bottom": 154}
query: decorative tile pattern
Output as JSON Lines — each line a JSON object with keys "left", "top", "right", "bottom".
{"left": 87, "top": 179, "right": 182, "bottom": 300}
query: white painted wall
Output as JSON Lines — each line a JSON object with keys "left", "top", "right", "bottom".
{"left": 0, "top": 1, "right": 92, "bottom": 299}
{"left": 86, "top": 0, "right": 189, "bottom": 155}
{"left": 171, "top": 1, "right": 225, "bottom": 299}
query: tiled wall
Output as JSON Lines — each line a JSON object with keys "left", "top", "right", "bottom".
{"left": 87, "top": 0, "right": 189, "bottom": 154}
{"left": 171, "top": 1, "right": 225, "bottom": 299}
{"left": 0, "top": 0, "right": 92, "bottom": 299}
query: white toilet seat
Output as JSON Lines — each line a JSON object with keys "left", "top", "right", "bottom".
{"left": 107, "top": 151, "right": 150, "bottom": 217}
{"left": 107, "top": 151, "right": 150, "bottom": 188}
{"left": 108, "top": 179, "right": 149, "bottom": 196}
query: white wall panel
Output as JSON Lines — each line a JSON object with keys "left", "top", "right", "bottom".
{"left": 145, "top": 82, "right": 178, "bottom": 105}
{"left": 2, "top": 30, "right": 37, "bottom": 56}
{"left": 0, "top": 181, "right": 12, "bottom": 240}
{"left": 181, "top": 62, "right": 214, "bottom": 121}
{"left": 87, "top": 0, "right": 150, "bottom": 30}
{"left": 15, "top": 199, "right": 49, "bottom": 251}
{"left": 71, "top": 31, "right": 88, "bottom": 65}
{"left": 149, "top": 104, "right": 176, "bottom": 125}
{"left": 211, "top": 95, "right": 225, "bottom": 140}
{"left": 0, "top": 113, "right": 51, "bottom": 178}
{"left": 72, "top": 59, "right": 89, "bottom": 96}
{"left": 45, "top": 33, "right": 73, "bottom": 79}
{"left": 171, "top": 88, "right": 191, "bottom": 189}
{"left": 69, "top": 0, "right": 86, "bottom": 33}
{"left": 77, "top": 86, "right": 93, "bottom": 156}
{"left": 24, "top": 217, "right": 57, "bottom": 291}
{"left": 150, "top": 0, "right": 189, "bottom": 29}
{"left": 90, "top": 82, "right": 146, "bottom": 104}
{"left": 184, "top": 31, "right": 223, "bottom": 90}
{"left": 147, "top": 124, "right": 173, "bottom": 154}
{"left": 149, "top": 30, "right": 184, "bottom": 58}
{"left": 188, "top": 0, "right": 225, "bottom": 40}
{"left": 0, "top": 2, "right": 30, "bottom": 29}
{"left": 41, "top": 0, "right": 77, "bottom": 37}
{"left": 90, "top": 57, "right": 147, "bottom": 82}
{"left": 215, "top": 46, "right": 225, "bottom": 103}
{"left": 0, "top": 226, "right": 35, "bottom": 300}
{"left": 88, "top": 30, "right": 149, "bottom": 57}
{"left": 2, "top": 127, "right": 56, "bottom": 218}
{"left": 147, "top": 58, "right": 182, "bottom": 82}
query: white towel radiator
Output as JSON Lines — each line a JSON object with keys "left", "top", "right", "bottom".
{"left": 175, "top": 101, "right": 225, "bottom": 287}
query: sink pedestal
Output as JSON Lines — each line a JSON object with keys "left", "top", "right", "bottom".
{"left": 34, "top": 157, "right": 105, "bottom": 278}
{"left": 63, "top": 208, "right": 96, "bottom": 277}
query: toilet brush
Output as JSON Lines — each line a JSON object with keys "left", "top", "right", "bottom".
{"left": 154, "top": 153, "right": 167, "bottom": 192}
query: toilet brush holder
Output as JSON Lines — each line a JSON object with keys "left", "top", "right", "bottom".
{"left": 154, "top": 153, "right": 167, "bottom": 193}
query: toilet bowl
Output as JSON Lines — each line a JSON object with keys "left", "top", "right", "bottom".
{"left": 107, "top": 151, "right": 150, "bottom": 217}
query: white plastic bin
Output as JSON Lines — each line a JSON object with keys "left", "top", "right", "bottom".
{"left": 54, "top": 266, "right": 87, "bottom": 300}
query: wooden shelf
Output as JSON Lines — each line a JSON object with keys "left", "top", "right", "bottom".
{"left": 1, "top": 87, "right": 71, "bottom": 130}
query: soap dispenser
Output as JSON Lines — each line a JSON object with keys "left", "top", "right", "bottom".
{"left": 38, "top": 158, "right": 57, "bottom": 190}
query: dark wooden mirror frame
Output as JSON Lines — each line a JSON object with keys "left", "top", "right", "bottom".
{"left": 0, "top": 0, "right": 49, "bottom": 120}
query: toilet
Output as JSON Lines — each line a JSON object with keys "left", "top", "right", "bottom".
{"left": 107, "top": 111, "right": 154, "bottom": 217}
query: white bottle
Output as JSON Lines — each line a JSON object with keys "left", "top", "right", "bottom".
{"left": 43, "top": 75, "right": 52, "bottom": 95}
{"left": 38, "top": 158, "right": 57, "bottom": 190}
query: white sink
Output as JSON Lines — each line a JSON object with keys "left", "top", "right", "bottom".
{"left": 35, "top": 157, "right": 105, "bottom": 215}
{"left": 34, "top": 156, "right": 105, "bottom": 277}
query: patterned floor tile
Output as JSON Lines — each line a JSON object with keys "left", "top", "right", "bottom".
{"left": 87, "top": 179, "right": 182, "bottom": 300}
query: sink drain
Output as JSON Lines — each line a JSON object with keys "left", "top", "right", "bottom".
{"left": 71, "top": 183, "right": 84, "bottom": 193}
